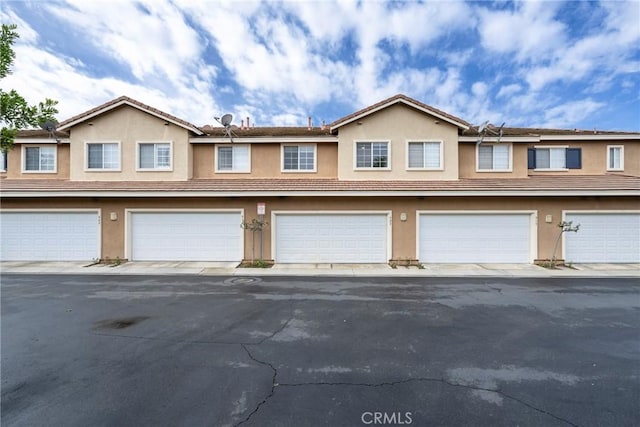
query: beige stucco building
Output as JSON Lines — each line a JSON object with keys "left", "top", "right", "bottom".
{"left": 1, "top": 94, "right": 639, "bottom": 265}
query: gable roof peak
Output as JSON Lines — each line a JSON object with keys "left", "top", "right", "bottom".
{"left": 57, "top": 95, "right": 204, "bottom": 135}
{"left": 330, "top": 94, "right": 471, "bottom": 132}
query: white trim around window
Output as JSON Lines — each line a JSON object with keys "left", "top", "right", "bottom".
{"left": 215, "top": 144, "right": 251, "bottom": 173}
{"left": 136, "top": 141, "right": 173, "bottom": 171}
{"left": 0, "top": 150, "right": 6, "bottom": 172}
{"left": 84, "top": 141, "right": 121, "bottom": 171}
{"left": 606, "top": 145, "right": 624, "bottom": 171}
{"left": 281, "top": 143, "right": 317, "bottom": 172}
{"left": 406, "top": 140, "right": 443, "bottom": 170}
{"left": 533, "top": 145, "right": 569, "bottom": 171}
{"left": 354, "top": 140, "right": 391, "bottom": 170}
{"left": 21, "top": 144, "right": 57, "bottom": 173}
{"left": 476, "top": 142, "right": 512, "bottom": 172}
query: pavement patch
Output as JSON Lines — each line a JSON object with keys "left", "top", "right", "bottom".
{"left": 93, "top": 316, "right": 149, "bottom": 330}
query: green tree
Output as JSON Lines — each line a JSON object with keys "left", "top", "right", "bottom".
{"left": 1, "top": 24, "right": 58, "bottom": 153}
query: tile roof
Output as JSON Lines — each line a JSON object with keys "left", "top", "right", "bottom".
{"left": 463, "top": 126, "right": 639, "bottom": 137}
{"left": 56, "top": 96, "right": 203, "bottom": 134}
{"left": 329, "top": 94, "right": 472, "bottom": 131}
{"left": 2, "top": 175, "right": 638, "bottom": 194}
{"left": 12, "top": 129, "right": 69, "bottom": 139}
{"left": 12, "top": 94, "right": 639, "bottom": 139}
{"left": 200, "top": 126, "right": 332, "bottom": 138}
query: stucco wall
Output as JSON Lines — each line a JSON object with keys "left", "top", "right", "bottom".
{"left": 459, "top": 143, "right": 528, "bottom": 178}
{"left": 192, "top": 142, "right": 338, "bottom": 179}
{"left": 527, "top": 141, "right": 639, "bottom": 176}
{"left": 69, "top": 106, "right": 192, "bottom": 181}
{"left": 337, "top": 104, "right": 460, "bottom": 180}
{"left": 460, "top": 140, "right": 640, "bottom": 178}
{"left": 4, "top": 143, "right": 70, "bottom": 179}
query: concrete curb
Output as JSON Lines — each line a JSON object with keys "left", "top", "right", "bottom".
{"left": 1, "top": 262, "right": 638, "bottom": 278}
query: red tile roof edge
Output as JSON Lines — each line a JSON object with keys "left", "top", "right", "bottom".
{"left": 329, "top": 94, "right": 472, "bottom": 130}
{"left": 56, "top": 96, "right": 202, "bottom": 133}
{"left": 1, "top": 175, "right": 638, "bottom": 192}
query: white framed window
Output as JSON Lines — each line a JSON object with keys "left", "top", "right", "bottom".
{"left": 528, "top": 146, "right": 582, "bottom": 170}
{"left": 407, "top": 141, "right": 442, "bottom": 170}
{"left": 86, "top": 142, "right": 120, "bottom": 171}
{"left": 355, "top": 141, "right": 389, "bottom": 169}
{"left": 607, "top": 145, "right": 624, "bottom": 171}
{"left": 22, "top": 145, "right": 56, "bottom": 173}
{"left": 536, "top": 147, "right": 565, "bottom": 169}
{"left": 477, "top": 143, "right": 511, "bottom": 171}
{"left": 282, "top": 144, "right": 316, "bottom": 172}
{"left": 137, "top": 142, "right": 172, "bottom": 170}
{"left": 0, "top": 150, "right": 6, "bottom": 172}
{"left": 216, "top": 144, "right": 250, "bottom": 173}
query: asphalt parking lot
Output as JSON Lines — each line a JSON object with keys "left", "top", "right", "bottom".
{"left": 1, "top": 274, "right": 639, "bottom": 426}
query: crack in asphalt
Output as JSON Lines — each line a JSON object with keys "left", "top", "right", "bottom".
{"left": 277, "top": 379, "right": 580, "bottom": 427}
{"left": 232, "top": 304, "right": 295, "bottom": 426}
{"left": 254, "top": 302, "right": 295, "bottom": 345}
{"left": 235, "top": 355, "right": 580, "bottom": 427}
{"left": 234, "top": 344, "right": 279, "bottom": 427}
{"left": 91, "top": 301, "right": 578, "bottom": 427}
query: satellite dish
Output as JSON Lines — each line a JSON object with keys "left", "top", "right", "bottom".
{"left": 214, "top": 113, "right": 235, "bottom": 143}
{"left": 40, "top": 120, "right": 57, "bottom": 133}
{"left": 476, "top": 120, "right": 506, "bottom": 144}
{"left": 476, "top": 120, "right": 489, "bottom": 144}
{"left": 40, "top": 120, "right": 60, "bottom": 142}
{"left": 220, "top": 114, "right": 233, "bottom": 127}
{"left": 496, "top": 122, "right": 505, "bottom": 142}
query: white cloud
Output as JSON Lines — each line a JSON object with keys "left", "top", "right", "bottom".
{"left": 2, "top": 0, "right": 638, "bottom": 132}
{"left": 496, "top": 84, "right": 522, "bottom": 99}
{"left": 46, "top": 0, "right": 210, "bottom": 84}
{"left": 0, "top": 9, "right": 38, "bottom": 44}
{"left": 540, "top": 98, "right": 605, "bottom": 129}
{"left": 478, "top": 1, "right": 566, "bottom": 61}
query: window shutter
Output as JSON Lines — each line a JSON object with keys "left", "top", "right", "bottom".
{"left": 566, "top": 148, "right": 582, "bottom": 169}
{"left": 527, "top": 148, "right": 536, "bottom": 169}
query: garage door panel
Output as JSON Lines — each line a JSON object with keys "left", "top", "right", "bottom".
{"left": 565, "top": 213, "right": 640, "bottom": 263}
{"left": 0, "top": 212, "right": 99, "bottom": 261}
{"left": 276, "top": 214, "right": 388, "bottom": 263}
{"left": 420, "top": 213, "right": 531, "bottom": 263}
{"left": 130, "top": 212, "right": 242, "bottom": 261}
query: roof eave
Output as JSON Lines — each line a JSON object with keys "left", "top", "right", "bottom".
{"left": 330, "top": 98, "right": 470, "bottom": 132}
{"left": 12, "top": 138, "right": 71, "bottom": 144}
{"left": 2, "top": 189, "right": 638, "bottom": 198}
{"left": 189, "top": 136, "right": 339, "bottom": 143}
{"left": 57, "top": 99, "right": 204, "bottom": 135}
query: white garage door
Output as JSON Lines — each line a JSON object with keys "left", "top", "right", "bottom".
{"left": 275, "top": 213, "right": 389, "bottom": 263}
{"left": 419, "top": 213, "right": 533, "bottom": 263}
{"left": 130, "top": 211, "right": 242, "bottom": 261}
{"left": 564, "top": 213, "right": 640, "bottom": 263}
{"left": 0, "top": 211, "right": 99, "bottom": 261}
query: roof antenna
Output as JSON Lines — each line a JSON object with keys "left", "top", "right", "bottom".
{"left": 40, "top": 120, "right": 60, "bottom": 143}
{"left": 476, "top": 120, "right": 489, "bottom": 144}
{"left": 476, "top": 121, "right": 505, "bottom": 144}
{"left": 213, "top": 113, "right": 235, "bottom": 143}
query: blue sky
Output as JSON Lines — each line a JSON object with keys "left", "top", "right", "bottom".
{"left": 2, "top": 0, "right": 639, "bottom": 131}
